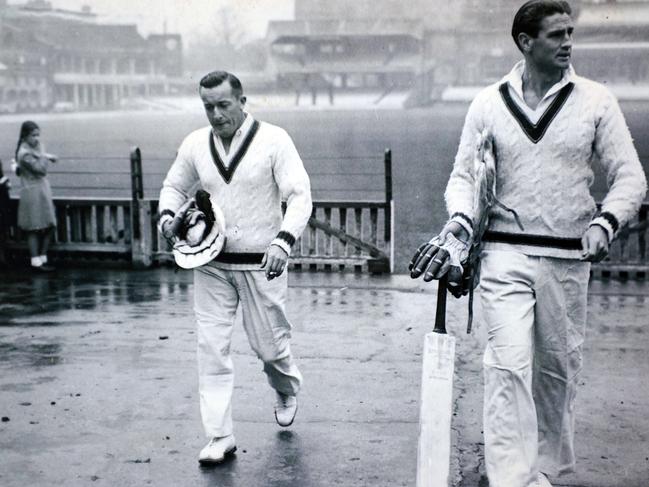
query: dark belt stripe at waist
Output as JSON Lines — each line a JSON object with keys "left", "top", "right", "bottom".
{"left": 483, "top": 231, "right": 582, "bottom": 250}
{"left": 213, "top": 252, "right": 265, "bottom": 264}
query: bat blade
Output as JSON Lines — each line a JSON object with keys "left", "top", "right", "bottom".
{"left": 416, "top": 330, "right": 456, "bottom": 487}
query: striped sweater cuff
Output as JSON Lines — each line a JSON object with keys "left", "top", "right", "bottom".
{"left": 449, "top": 212, "right": 474, "bottom": 239}
{"left": 271, "top": 231, "right": 296, "bottom": 256}
{"left": 589, "top": 212, "right": 619, "bottom": 243}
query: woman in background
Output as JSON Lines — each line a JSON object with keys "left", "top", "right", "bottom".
{"left": 15, "top": 121, "right": 58, "bottom": 272}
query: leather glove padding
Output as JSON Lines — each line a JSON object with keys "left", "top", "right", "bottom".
{"left": 438, "top": 233, "right": 469, "bottom": 286}
{"left": 409, "top": 238, "right": 442, "bottom": 278}
{"left": 410, "top": 233, "right": 469, "bottom": 284}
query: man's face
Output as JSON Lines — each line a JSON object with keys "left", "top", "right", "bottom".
{"left": 527, "top": 13, "right": 574, "bottom": 71}
{"left": 199, "top": 81, "right": 246, "bottom": 140}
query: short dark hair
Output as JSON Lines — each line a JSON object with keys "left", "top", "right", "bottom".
{"left": 512, "top": 0, "right": 572, "bottom": 52}
{"left": 199, "top": 71, "right": 243, "bottom": 97}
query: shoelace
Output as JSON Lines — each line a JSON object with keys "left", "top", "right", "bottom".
{"left": 277, "top": 394, "right": 292, "bottom": 408}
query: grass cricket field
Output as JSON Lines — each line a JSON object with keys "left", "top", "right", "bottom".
{"left": 1, "top": 99, "right": 648, "bottom": 269}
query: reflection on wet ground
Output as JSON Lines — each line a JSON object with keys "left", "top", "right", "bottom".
{"left": 0, "top": 269, "right": 646, "bottom": 373}
{"left": 2, "top": 269, "right": 644, "bottom": 322}
{"left": 586, "top": 280, "right": 648, "bottom": 339}
{"left": 0, "top": 269, "right": 191, "bottom": 321}
{"left": 0, "top": 342, "right": 61, "bottom": 367}
{"left": 198, "top": 431, "right": 311, "bottom": 487}
{"left": 292, "top": 287, "right": 395, "bottom": 320}
{"left": 0, "top": 269, "right": 195, "bottom": 382}
{"left": 0, "top": 268, "right": 647, "bottom": 487}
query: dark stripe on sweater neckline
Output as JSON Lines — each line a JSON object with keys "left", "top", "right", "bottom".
{"left": 209, "top": 120, "right": 260, "bottom": 184}
{"left": 499, "top": 82, "right": 574, "bottom": 144}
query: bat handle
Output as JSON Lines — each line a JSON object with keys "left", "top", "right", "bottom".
{"left": 433, "top": 274, "right": 448, "bottom": 334}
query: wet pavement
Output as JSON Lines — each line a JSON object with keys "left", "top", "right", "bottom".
{"left": 0, "top": 268, "right": 647, "bottom": 487}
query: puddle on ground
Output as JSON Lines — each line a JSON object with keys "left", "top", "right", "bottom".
{"left": 0, "top": 341, "right": 62, "bottom": 367}
{"left": 0, "top": 271, "right": 192, "bottom": 321}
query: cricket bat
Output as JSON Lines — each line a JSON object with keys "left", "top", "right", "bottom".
{"left": 417, "top": 275, "right": 456, "bottom": 487}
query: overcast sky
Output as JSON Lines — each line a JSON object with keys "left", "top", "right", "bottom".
{"left": 47, "top": 0, "right": 294, "bottom": 44}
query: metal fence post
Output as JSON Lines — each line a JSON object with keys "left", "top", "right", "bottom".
{"left": 130, "top": 147, "right": 152, "bottom": 268}
{"left": 385, "top": 148, "right": 394, "bottom": 273}
{"left": 384, "top": 148, "right": 392, "bottom": 242}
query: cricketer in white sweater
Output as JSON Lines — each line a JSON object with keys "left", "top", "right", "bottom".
{"left": 159, "top": 113, "right": 312, "bottom": 269}
{"left": 444, "top": 60, "right": 647, "bottom": 486}
{"left": 446, "top": 61, "right": 647, "bottom": 258}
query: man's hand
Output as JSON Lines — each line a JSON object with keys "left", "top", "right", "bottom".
{"left": 261, "top": 244, "right": 288, "bottom": 280}
{"left": 160, "top": 199, "right": 195, "bottom": 241}
{"left": 409, "top": 221, "right": 469, "bottom": 282}
{"left": 581, "top": 225, "right": 609, "bottom": 262}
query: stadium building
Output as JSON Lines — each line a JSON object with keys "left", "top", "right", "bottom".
{"left": 268, "top": 0, "right": 649, "bottom": 106}
{"left": 266, "top": 0, "right": 437, "bottom": 106}
{"left": 574, "top": 0, "right": 649, "bottom": 85}
{"left": 0, "top": 0, "right": 182, "bottom": 113}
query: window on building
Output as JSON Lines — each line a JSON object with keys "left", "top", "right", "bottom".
{"left": 272, "top": 43, "right": 305, "bottom": 56}
{"left": 388, "top": 72, "right": 414, "bottom": 88}
{"left": 346, "top": 74, "right": 364, "bottom": 88}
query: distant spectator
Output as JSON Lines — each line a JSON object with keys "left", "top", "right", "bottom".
{"left": 0, "top": 159, "right": 11, "bottom": 268}
{"left": 15, "top": 121, "right": 58, "bottom": 272}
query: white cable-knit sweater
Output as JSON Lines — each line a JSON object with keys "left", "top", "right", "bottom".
{"left": 159, "top": 115, "right": 312, "bottom": 270}
{"left": 446, "top": 62, "right": 647, "bottom": 259}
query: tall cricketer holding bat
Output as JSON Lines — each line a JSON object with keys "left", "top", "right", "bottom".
{"left": 410, "top": 1, "right": 646, "bottom": 486}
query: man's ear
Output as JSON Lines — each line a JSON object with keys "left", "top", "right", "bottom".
{"left": 239, "top": 95, "right": 247, "bottom": 106}
{"left": 518, "top": 32, "right": 533, "bottom": 53}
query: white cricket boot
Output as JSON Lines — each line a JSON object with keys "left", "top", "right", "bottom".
{"left": 274, "top": 391, "right": 298, "bottom": 427}
{"left": 198, "top": 435, "right": 236, "bottom": 464}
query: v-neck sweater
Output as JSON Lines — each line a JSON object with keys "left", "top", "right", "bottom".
{"left": 159, "top": 118, "right": 312, "bottom": 269}
{"left": 445, "top": 64, "right": 647, "bottom": 259}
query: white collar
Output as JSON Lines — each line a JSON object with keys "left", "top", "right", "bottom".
{"left": 503, "top": 60, "right": 575, "bottom": 103}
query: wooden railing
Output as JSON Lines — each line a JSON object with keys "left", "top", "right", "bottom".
{"left": 293, "top": 201, "right": 391, "bottom": 273}
{"left": 4, "top": 145, "right": 647, "bottom": 279}
{"left": 5, "top": 147, "right": 393, "bottom": 273}
{"left": 5, "top": 196, "right": 136, "bottom": 265}
{"left": 8, "top": 198, "right": 647, "bottom": 279}
{"left": 149, "top": 199, "right": 393, "bottom": 273}
{"left": 149, "top": 149, "right": 394, "bottom": 273}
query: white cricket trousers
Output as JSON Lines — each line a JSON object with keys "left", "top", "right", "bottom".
{"left": 193, "top": 266, "right": 302, "bottom": 438}
{"left": 479, "top": 250, "right": 590, "bottom": 487}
